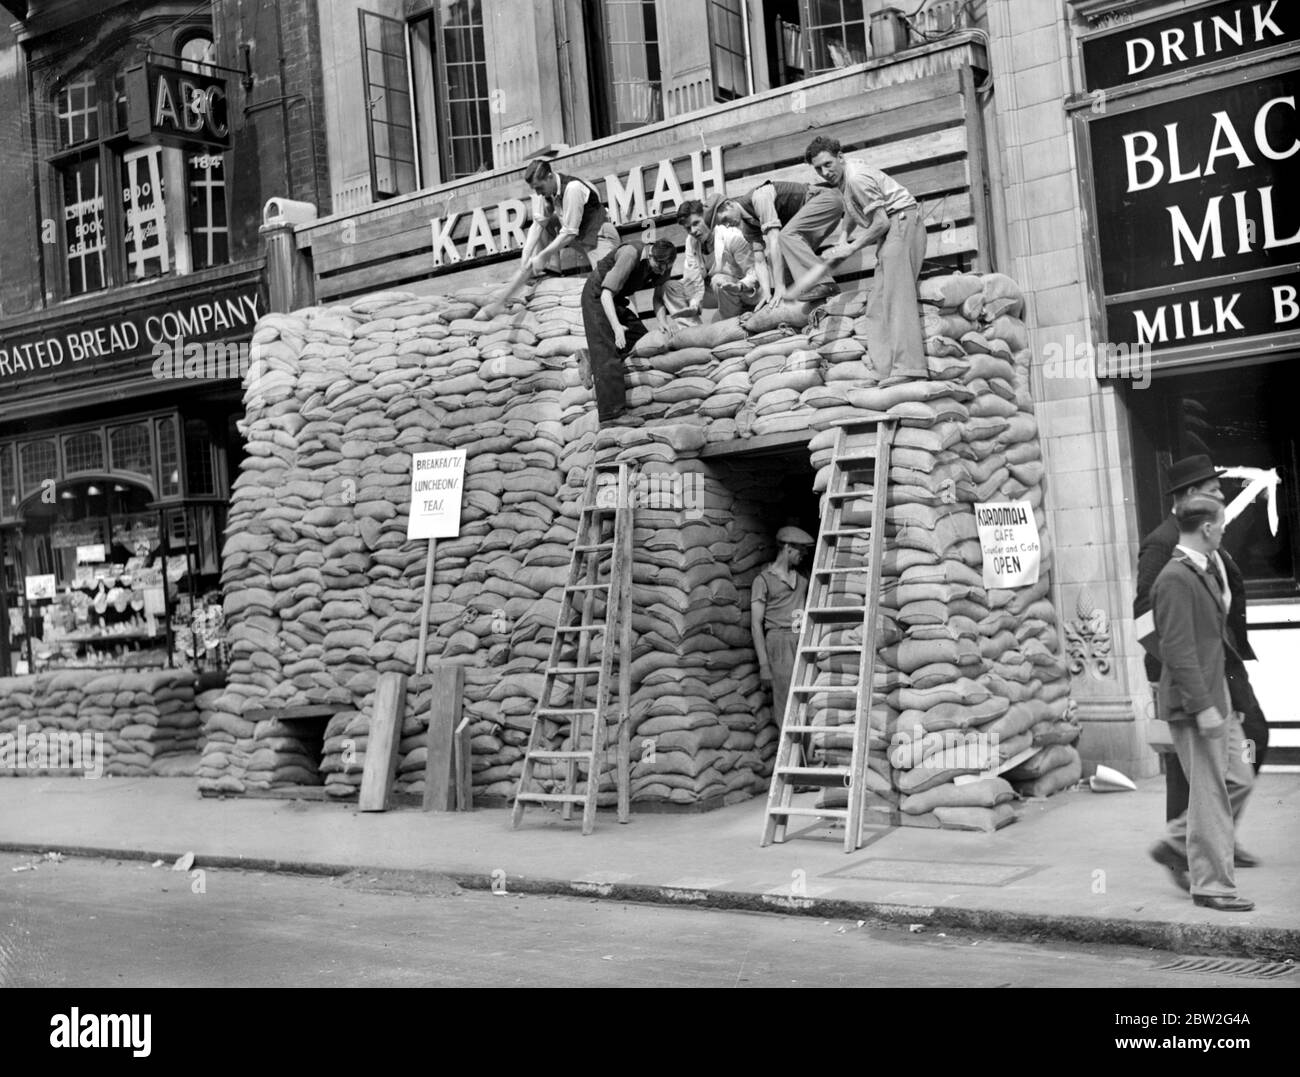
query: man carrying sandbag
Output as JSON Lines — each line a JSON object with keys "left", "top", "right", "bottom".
{"left": 784, "top": 135, "right": 928, "bottom": 379}
{"left": 1148, "top": 495, "right": 1256, "bottom": 912}
{"left": 657, "top": 198, "right": 759, "bottom": 325}
{"left": 713, "top": 181, "right": 844, "bottom": 310}
{"left": 478, "top": 159, "right": 620, "bottom": 320}
{"left": 752, "top": 526, "right": 815, "bottom": 765}
{"left": 580, "top": 238, "right": 677, "bottom": 426}
{"left": 1137, "top": 455, "right": 1263, "bottom": 880}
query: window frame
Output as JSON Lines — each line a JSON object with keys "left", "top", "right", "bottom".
{"left": 707, "top": 0, "right": 754, "bottom": 103}
{"left": 358, "top": 7, "right": 419, "bottom": 199}
{"left": 586, "top": 0, "right": 664, "bottom": 137}
{"left": 800, "top": 0, "right": 871, "bottom": 76}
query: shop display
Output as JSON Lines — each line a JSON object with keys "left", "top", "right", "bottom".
{"left": 201, "top": 270, "right": 1079, "bottom": 825}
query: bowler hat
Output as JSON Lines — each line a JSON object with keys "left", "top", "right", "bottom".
{"left": 776, "top": 526, "right": 815, "bottom": 546}
{"left": 1165, "top": 454, "right": 1220, "bottom": 495}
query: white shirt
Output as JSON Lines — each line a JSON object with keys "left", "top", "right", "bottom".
{"left": 1174, "top": 544, "right": 1230, "bottom": 610}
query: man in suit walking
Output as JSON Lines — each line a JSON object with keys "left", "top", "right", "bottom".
{"left": 1134, "top": 455, "right": 1269, "bottom": 830}
{"left": 1148, "top": 496, "right": 1256, "bottom": 911}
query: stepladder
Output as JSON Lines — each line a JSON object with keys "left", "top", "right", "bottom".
{"left": 761, "top": 417, "right": 896, "bottom": 853}
{"left": 511, "top": 461, "right": 633, "bottom": 834}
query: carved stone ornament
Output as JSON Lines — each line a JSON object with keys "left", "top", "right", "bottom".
{"left": 1063, "top": 591, "right": 1113, "bottom": 678}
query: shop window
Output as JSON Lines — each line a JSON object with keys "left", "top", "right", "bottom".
{"left": 20, "top": 440, "right": 57, "bottom": 498}
{"left": 586, "top": 0, "right": 663, "bottom": 136}
{"left": 1133, "top": 362, "right": 1299, "bottom": 597}
{"left": 359, "top": 10, "right": 419, "bottom": 197}
{"left": 709, "top": 0, "right": 752, "bottom": 101}
{"left": 63, "top": 431, "right": 105, "bottom": 475}
{"left": 184, "top": 419, "right": 218, "bottom": 497}
{"left": 157, "top": 417, "right": 182, "bottom": 499}
{"left": 109, "top": 423, "right": 153, "bottom": 479}
{"left": 0, "top": 444, "right": 16, "bottom": 519}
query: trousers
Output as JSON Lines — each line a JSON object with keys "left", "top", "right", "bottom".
{"left": 864, "top": 207, "right": 928, "bottom": 378}
{"left": 775, "top": 186, "right": 849, "bottom": 300}
{"left": 579, "top": 289, "right": 646, "bottom": 421}
{"left": 1164, "top": 710, "right": 1255, "bottom": 897}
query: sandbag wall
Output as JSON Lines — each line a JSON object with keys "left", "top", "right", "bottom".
{"left": 203, "top": 269, "right": 1080, "bottom": 823}
{"left": 0, "top": 670, "right": 201, "bottom": 777}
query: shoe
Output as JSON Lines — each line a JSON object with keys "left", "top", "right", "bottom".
{"left": 1192, "top": 894, "right": 1255, "bottom": 912}
{"left": 1234, "top": 848, "right": 1261, "bottom": 868}
{"left": 575, "top": 348, "right": 593, "bottom": 390}
{"left": 1149, "top": 841, "right": 1190, "bottom": 892}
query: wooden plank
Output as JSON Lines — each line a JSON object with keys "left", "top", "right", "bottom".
{"left": 422, "top": 663, "right": 464, "bottom": 812}
{"left": 358, "top": 672, "right": 407, "bottom": 812}
{"left": 453, "top": 716, "right": 473, "bottom": 811}
{"left": 243, "top": 704, "right": 335, "bottom": 722}
{"left": 959, "top": 66, "right": 994, "bottom": 274}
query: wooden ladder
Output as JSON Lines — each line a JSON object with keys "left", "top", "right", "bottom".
{"left": 762, "top": 417, "right": 896, "bottom": 853}
{"left": 511, "top": 461, "right": 633, "bottom": 833}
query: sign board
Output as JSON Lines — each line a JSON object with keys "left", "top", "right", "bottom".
{"left": 0, "top": 283, "right": 262, "bottom": 385}
{"left": 1081, "top": 0, "right": 1296, "bottom": 91}
{"left": 76, "top": 544, "right": 107, "bottom": 564}
{"left": 407, "top": 451, "right": 466, "bottom": 539}
{"left": 974, "top": 501, "right": 1041, "bottom": 588}
{"left": 25, "top": 574, "right": 56, "bottom": 602}
{"left": 125, "top": 62, "right": 231, "bottom": 149}
{"left": 1085, "top": 68, "right": 1300, "bottom": 354}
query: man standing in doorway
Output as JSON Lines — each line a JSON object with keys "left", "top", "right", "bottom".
{"left": 783, "top": 136, "right": 927, "bottom": 379}
{"left": 478, "top": 158, "right": 620, "bottom": 319}
{"left": 752, "top": 526, "right": 815, "bottom": 761}
{"left": 1148, "top": 495, "right": 1256, "bottom": 912}
{"left": 1135, "top": 454, "right": 1268, "bottom": 842}
{"left": 579, "top": 238, "right": 677, "bottom": 426}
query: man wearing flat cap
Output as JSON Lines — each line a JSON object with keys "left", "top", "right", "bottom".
{"left": 752, "top": 526, "right": 815, "bottom": 757}
{"left": 1136, "top": 454, "right": 1264, "bottom": 891}
{"left": 657, "top": 197, "right": 759, "bottom": 327}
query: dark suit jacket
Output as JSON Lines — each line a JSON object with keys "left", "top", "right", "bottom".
{"left": 1134, "top": 515, "right": 1254, "bottom": 682}
{"left": 1150, "top": 553, "right": 1231, "bottom": 722}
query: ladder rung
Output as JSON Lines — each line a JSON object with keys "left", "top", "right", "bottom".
{"left": 833, "top": 450, "right": 878, "bottom": 463}
{"left": 535, "top": 707, "right": 599, "bottom": 716}
{"left": 555, "top": 624, "right": 605, "bottom": 633}
{"left": 812, "top": 566, "right": 871, "bottom": 576}
{"left": 777, "top": 765, "right": 851, "bottom": 776}
{"left": 574, "top": 542, "right": 614, "bottom": 551}
{"left": 825, "top": 490, "right": 875, "bottom": 501}
{"left": 565, "top": 583, "right": 610, "bottom": 592}
{"left": 804, "top": 605, "right": 869, "bottom": 616}
{"left": 798, "top": 645, "right": 861, "bottom": 653}
{"left": 791, "top": 685, "right": 858, "bottom": 694}
{"left": 548, "top": 664, "right": 602, "bottom": 676}
{"left": 515, "top": 792, "right": 589, "bottom": 804}
{"left": 528, "top": 750, "right": 595, "bottom": 762}
{"left": 822, "top": 528, "right": 872, "bottom": 538}
{"left": 766, "top": 806, "right": 850, "bottom": 819}
{"left": 778, "top": 723, "right": 845, "bottom": 733}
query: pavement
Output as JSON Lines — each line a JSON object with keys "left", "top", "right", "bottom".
{"left": 0, "top": 772, "right": 1297, "bottom": 961}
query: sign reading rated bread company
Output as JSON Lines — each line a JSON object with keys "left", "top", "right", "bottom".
{"left": 407, "top": 451, "right": 466, "bottom": 540}
{"left": 974, "top": 501, "right": 1041, "bottom": 589}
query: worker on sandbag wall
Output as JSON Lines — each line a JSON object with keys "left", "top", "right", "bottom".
{"left": 712, "top": 180, "right": 844, "bottom": 310}
{"left": 579, "top": 238, "right": 677, "bottom": 427}
{"left": 752, "top": 526, "right": 815, "bottom": 764}
{"left": 783, "top": 135, "right": 928, "bottom": 379}
{"left": 477, "top": 159, "right": 621, "bottom": 320}
{"left": 657, "top": 197, "right": 759, "bottom": 326}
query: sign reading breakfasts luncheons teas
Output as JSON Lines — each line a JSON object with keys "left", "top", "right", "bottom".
{"left": 975, "top": 501, "right": 1041, "bottom": 589}
{"left": 428, "top": 147, "right": 725, "bottom": 267}
{"left": 1082, "top": 3, "right": 1300, "bottom": 357}
{"left": 408, "top": 451, "right": 466, "bottom": 540}
{"left": 0, "top": 284, "right": 261, "bottom": 383}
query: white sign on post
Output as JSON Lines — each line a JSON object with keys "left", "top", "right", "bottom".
{"left": 974, "top": 501, "right": 1041, "bottom": 589}
{"left": 407, "top": 451, "right": 466, "bottom": 539}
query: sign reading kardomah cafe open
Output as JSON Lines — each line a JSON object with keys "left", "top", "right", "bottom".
{"left": 1073, "top": 0, "right": 1300, "bottom": 371}
{"left": 124, "top": 61, "right": 230, "bottom": 150}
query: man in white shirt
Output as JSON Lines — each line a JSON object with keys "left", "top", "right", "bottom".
{"left": 657, "top": 198, "right": 759, "bottom": 326}
{"left": 784, "top": 135, "right": 928, "bottom": 379}
{"left": 477, "top": 159, "right": 620, "bottom": 319}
